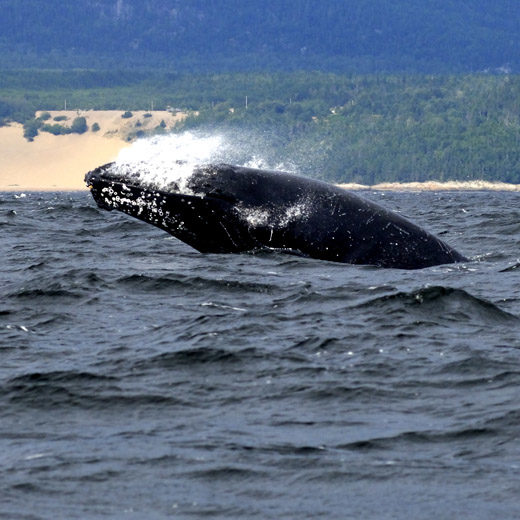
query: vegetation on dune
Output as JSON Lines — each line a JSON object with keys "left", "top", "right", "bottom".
{"left": 22, "top": 114, "right": 88, "bottom": 139}
{"left": 39, "top": 123, "right": 70, "bottom": 135}
{"left": 22, "top": 117, "right": 40, "bottom": 141}
{"left": 70, "top": 116, "right": 87, "bottom": 134}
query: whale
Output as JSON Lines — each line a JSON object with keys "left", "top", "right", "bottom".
{"left": 85, "top": 162, "right": 466, "bottom": 269}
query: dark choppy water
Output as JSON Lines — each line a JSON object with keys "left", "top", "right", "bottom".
{"left": 2, "top": 190, "right": 520, "bottom": 519}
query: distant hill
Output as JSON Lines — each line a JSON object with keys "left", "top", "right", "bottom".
{"left": 1, "top": 0, "right": 519, "bottom": 73}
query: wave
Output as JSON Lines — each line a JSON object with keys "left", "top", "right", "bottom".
{"left": 335, "top": 426, "right": 496, "bottom": 452}
{"left": 7, "top": 370, "right": 116, "bottom": 385}
{"left": 2, "top": 370, "right": 188, "bottom": 409}
{"left": 116, "top": 273, "right": 274, "bottom": 294}
{"left": 335, "top": 408, "right": 520, "bottom": 454}
{"left": 131, "top": 346, "right": 261, "bottom": 370}
{"left": 358, "top": 286, "right": 519, "bottom": 325}
{"left": 94, "top": 219, "right": 151, "bottom": 233}
{"left": 500, "top": 262, "right": 520, "bottom": 272}
{"left": 282, "top": 383, "right": 402, "bottom": 403}
{"left": 8, "top": 285, "right": 85, "bottom": 300}
{"left": 183, "top": 465, "right": 266, "bottom": 481}
{"left": 7, "top": 270, "right": 109, "bottom": 300}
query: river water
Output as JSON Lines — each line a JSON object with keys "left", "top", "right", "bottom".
{"left": 1, "top": 189, "right": 520, "bottom": 519}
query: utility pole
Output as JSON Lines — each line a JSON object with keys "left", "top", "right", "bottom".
{"left": 64, "top": 99, "right": 67, "bottom": 110}
{"left": 245, "top": 96, "right": 248, "bottom": 109}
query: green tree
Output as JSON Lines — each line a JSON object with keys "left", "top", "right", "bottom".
{"left": 70, "top": 116, "right": 87, "bottom": 134}
{"left": 23, "top": 118, "right": 41, "bottom": 141}
{"left": 41, "top": 123, "right": 70, "bottom": 135}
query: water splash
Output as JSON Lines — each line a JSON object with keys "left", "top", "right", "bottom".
{"left": 112, "top": 130, "right": 299, "bottom": 192}
{"left": 113, "top": 132, "right": 227, "bottom": 192}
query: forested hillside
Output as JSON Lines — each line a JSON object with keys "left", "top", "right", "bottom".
{"left": 2, "top": 71, "right": 520, "bottom": 183}
{"left": 0, "top": 0, "right": 519, "bottom": 72}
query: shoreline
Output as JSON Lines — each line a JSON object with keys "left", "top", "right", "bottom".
{"left": 4, "top": 180, "right": 520, "bottom": 193}
{"left": 337, "top": 181, "right": 520, "bottom": 192}
{"left": 3, "top": 183, "right": 519, "bottom": 193}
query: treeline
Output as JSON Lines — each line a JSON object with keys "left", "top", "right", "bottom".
{"left": 1, "top": 0, "right": 519, "bottom": 73}
{"left": 1, "top": 70, "right": 520, "bottom": 183}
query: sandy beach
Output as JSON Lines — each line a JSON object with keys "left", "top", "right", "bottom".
{"left": 0, "top": 110, "right": 187, "bottom": 191}
{"left": 338, "top": 180, "right": 520, "bottom": 192}
{"left": 2, "top": 110, "right": 520, "bottom": 192}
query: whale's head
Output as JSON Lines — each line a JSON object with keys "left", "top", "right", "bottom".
{"left": 85, "top": 162, "right": 263, "bottom": 253}
{"left": 85, "top": 161, "right": 184, "bottom": 210}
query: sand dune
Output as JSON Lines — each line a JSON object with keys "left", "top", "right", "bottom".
{"left": 0, "top": 110, "right": 187, "bottom": 191}
{"left": 0, "top": 123, "right": 128, "bottom": 191}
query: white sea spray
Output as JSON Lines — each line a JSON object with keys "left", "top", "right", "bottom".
{"left": 243, "top": 155, "right": 298, "bottom": 174}
{"left": 110, "top": 130, "right": 312, "bottom": 228}
{"left": 111, "top": 130, "right": 300, "bottom": 193}
{"left": 112, "top": 132, "right": 225, "bottom": 193}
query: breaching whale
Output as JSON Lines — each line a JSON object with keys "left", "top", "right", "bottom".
{"left": 85, "top": 162, "right": 466, "bottom": 269}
